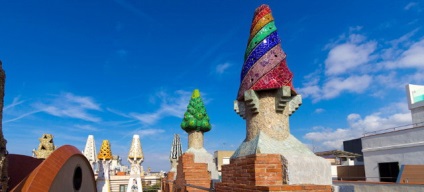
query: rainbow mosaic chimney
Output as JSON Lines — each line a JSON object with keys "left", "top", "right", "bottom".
{"left": 228, "top": 4, "right": 331, "bottom": 187}
{"left": 237, "top": 4, "right": 295, "bottom": 101}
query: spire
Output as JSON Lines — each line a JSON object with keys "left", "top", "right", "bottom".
{"left": 237, "top": 4, "right": 295, "bottom": 100}
{"left": 84, "top": 135, "right": 97, "bottom": 161}
{"left": 98, "top": 140, "right": 112, "bottom": 160}
{"left": 97, "top": 140, "right": 112, "bottom": 192}
{"left": 83, "top": 135, "right": 97, "bottom": 171}
{"left": 128, "top": 135, "right": 144, "bottom": 161}
{"left": 181, "top": 89, "right": 212, "bottom": 133}
{"left": 127, "top": 135, "right": 144, "bottom": 192}
{"left": 169, "top": 134, "right": 182, "bottom": 162}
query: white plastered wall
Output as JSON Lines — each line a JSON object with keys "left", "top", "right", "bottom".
{"left": 362, "top": 127, "right": 424, "bottom": 182}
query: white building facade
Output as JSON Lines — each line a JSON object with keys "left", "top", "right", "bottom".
{"left": 362, "top": 126, "right": 424, "bottom": 182}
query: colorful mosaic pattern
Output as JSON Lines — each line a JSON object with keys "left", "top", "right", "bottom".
{"left": 238, "top": 4, "right": 296, "bottom": 100}
{"left": 181, "top": 89, "right": 212, "bottom": 133}
{"left": 128, "top": 135, "right": 143, "bottom": 160}
{"left": 98, "top": 140, "right": 112, "bottom": 160}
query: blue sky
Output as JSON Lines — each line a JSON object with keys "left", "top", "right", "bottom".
{"left": 1, "top": 0, "right": 424, "bottom": 171}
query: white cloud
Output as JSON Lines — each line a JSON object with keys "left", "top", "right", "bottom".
{"left": 297, "top": 70, "right": 322, "bottom": 100}
{"left": 300, "top": 28, "right": 424, "bottom": 102}
{"left": 106, "top": 108, "right": 132, "bottom": 118}
{"left": 322, "top": 75, "right": 372, "bottom": 100}
{"left": 297, "top": 85, "right": 320, "bottom": 101}
{"left": 404, "top": 2, "right": 418, "bottom": 10}
{"left": 136, "top": 128, "right": 165, "bottom": 138}
{"left": 348, "top": 112, "right": 411, "bottom": 133}
{"left": 4, "top": 96, "right": 25, "bottom": 111}
{"left": 349, "top": 26, "right": 363, "bottom": 33}
{"left": 314, "top": 108, "right": 325, "bottom": 113}
{"left": 397, "top": 39, "right": 424, "bottom": 68}
{"left": 3, "top": 96, "right": 42, "bottom": 123}
{"left": 379, "top": 29, "right": 418, "bottom": 63}
{"left": 130, "top": 90, "right": 195, "bottom": 125}
{"left": 215, "top": 63, "right": 231, "bottom": 74}
{"left": 63, "top": 93, "right": 100, "bottom": 110}
{"left": 299, "top": 75, "right": 372, "bottom": 102}
{"left": 305, "top": 127, "right": 352, "bottom": 149}
{"left": 299, "top": 32, "right": 376, "bottom": 102}
{"left": 131, "top": 113, "right": 161, "bottom": 125}
{"left": 3, "top": 110, "right": 41, "bottom": 124}
{"left": 304, "top": 102, "right": 412, "bottom": 150}
{"left": 325, "top": 35, "right": 376, "bottom": 75}
{"left": 75, "top": 124, "right": 100, "bottom": 132}
{"left": 33, "top": 92, "right": 102, "bottom": 122}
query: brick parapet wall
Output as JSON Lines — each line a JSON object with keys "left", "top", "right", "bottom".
{"left": 215, "top": 154, "right": 331, "bottom": 192}
{"left": 173, "top": 153, "right": 211, "bottom": 192}
{"left": 162, "top": 171, "right": 175, "bottom": 192}
{"left": 220, "top": 154, "right": 283, "bottom": 186}
{"left": 216, "top": 183, "right": 332, "bottom": 191}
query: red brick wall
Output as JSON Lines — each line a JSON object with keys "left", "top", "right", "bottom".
{"left": 220, "top": 154, "right": 284, "bottom": 186}
{"left": 162, "top": 171, "right": 175, "bottom": 192}
{"left": 216, "top": 183, "right": 332, "bottom": 192}
{"left": 215, "top": 154, "right": 332, "bottom": 192}
{"left": 173, "top": 153, "right": 211, "bottom": 192}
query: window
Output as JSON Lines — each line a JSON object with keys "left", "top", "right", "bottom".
{"left": 119, "top": 184, "right": 127, "bottom": 192}
{"left": 223, "top": 157, "right": 230, "bottom": 165}
{"left": 378, "top": 162, "right": 399, "bottom": 182}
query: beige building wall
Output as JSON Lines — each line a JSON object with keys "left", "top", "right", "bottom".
{"left": 213, "top": 151, "right": 234, "bottom": 174}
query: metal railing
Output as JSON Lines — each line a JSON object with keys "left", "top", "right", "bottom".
{"left": 334, "top": 176, "right": 424, "bottom": 183}
{"left": 363, "top": 121, "right": 424, "bottom": 137}
{"left": 337, "top": 176, "right": 396, "bottom": 181}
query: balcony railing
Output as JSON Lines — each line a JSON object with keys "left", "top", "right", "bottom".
{"left": 363, "top": 122, "right": 424, "bottom": 137}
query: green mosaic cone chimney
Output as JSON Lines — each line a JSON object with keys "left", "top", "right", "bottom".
{"left": 181, "top": 89, "right": 211, "bottom": 133}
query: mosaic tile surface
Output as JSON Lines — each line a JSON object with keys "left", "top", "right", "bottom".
{"left": 98, "top": 140, "right": 112, "bottom": 160}
{"left": 238, "top": 45, "right": 285, "bottom": 99}
{"left": 238, "top": 4, "right": 296, "bottom": 100}
{"left": 240, "top": 31, "right": 280, "bottom": 81}
{"left": 248, "top": 13, "right": 274, "bottom": 45}
{"left": 245, "top": 21, "right": 277, "bottom": 59}
{"left": 249, "top": 5, "right": 271, "bottom": 33}
{"left": 251, "top": 59, "right": 294, "bottom": 91}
